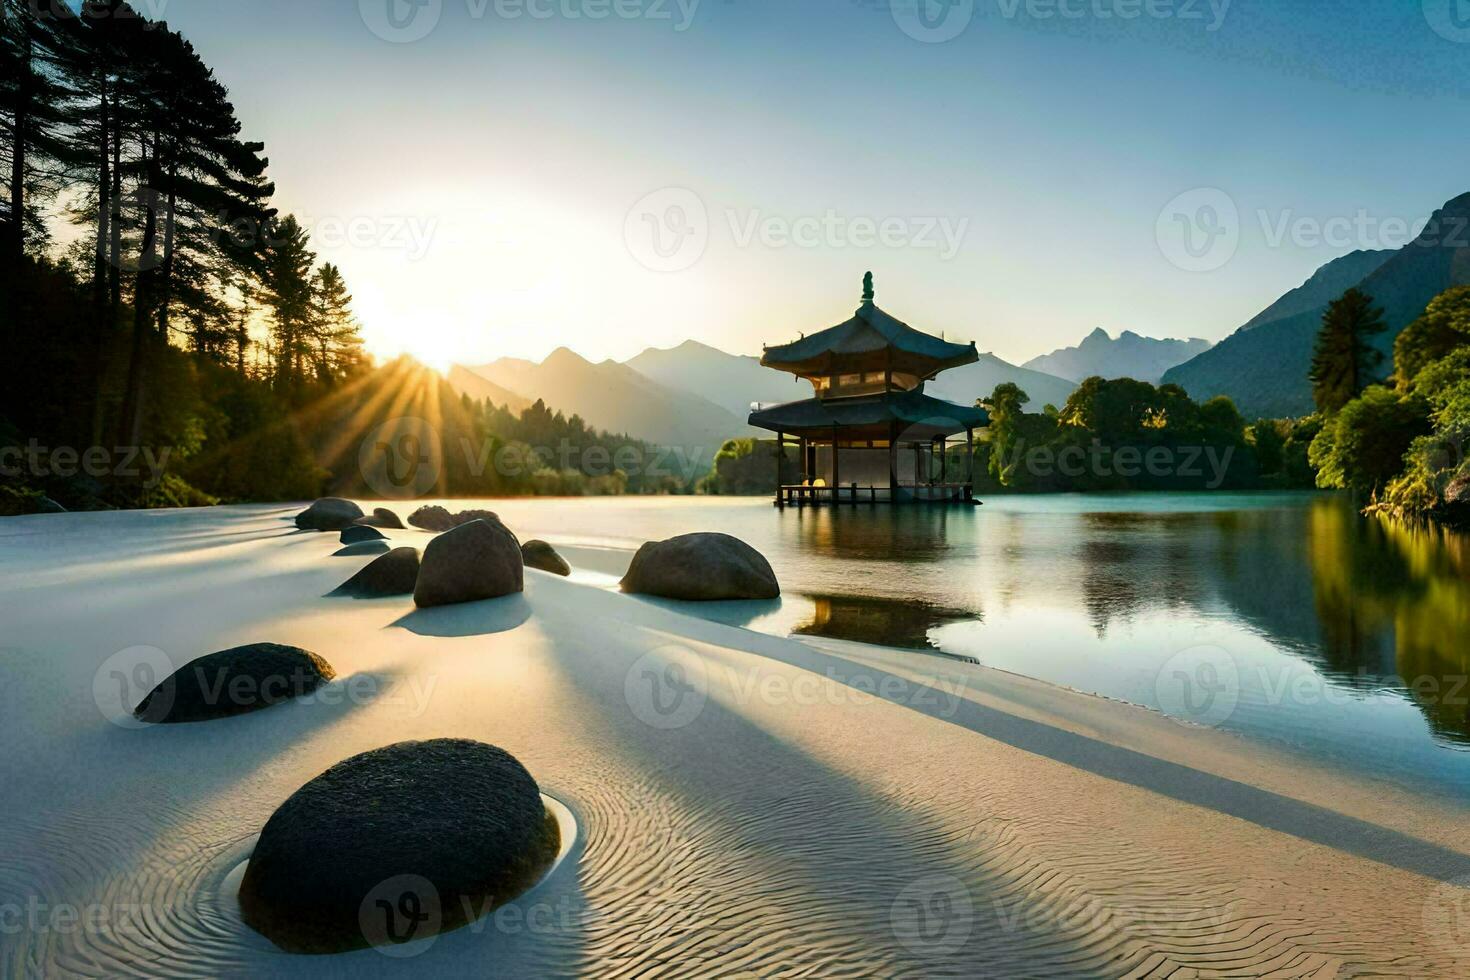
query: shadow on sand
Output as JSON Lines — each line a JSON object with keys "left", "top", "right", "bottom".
{"left": 389, "top": 593, "right": 532, "bottom": 637}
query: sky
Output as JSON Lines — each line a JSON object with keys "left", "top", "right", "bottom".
{"left": 148, "top": 0, "right": 1470, "bottom": 370}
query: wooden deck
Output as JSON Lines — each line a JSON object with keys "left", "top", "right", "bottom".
{"left": 777, "top": 483, "right": 975, "bottom": 506}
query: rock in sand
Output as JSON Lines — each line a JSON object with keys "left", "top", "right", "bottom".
{"left": 521, "top": 539, "right": 571, "bottom": 577}
{"left": 408, "top": 505, "right": 501, "bottom": 533}
{"left": 413, "top": 518, "right": 523, "bottom": 607}
{"left": 295, "top": 498, "right": 364, "bottom": 531}
{"left": 238, "top": 738, "right": 560, "bottom": 953}
{"left": 339, "top": 524, "right": 387, "bottom": 545}
{"left": 353, "top": 507, "right": 405, "bottom": 529}
{"left": 330, "top": 547, "right": 421, "bottom": 598}
{"left": 621, "top": 532, "right": 780, "bottom": 601}
{"left": 133, "top": 643, "right": 336, "bottom": 724}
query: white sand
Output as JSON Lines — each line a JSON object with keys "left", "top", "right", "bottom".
{"left": 2, "top": 503, "right": 1470, "bottom": 978}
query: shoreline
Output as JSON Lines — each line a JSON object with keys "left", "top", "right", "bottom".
{"left": 2, "top": 504, "right": 1469, "bottom": 975}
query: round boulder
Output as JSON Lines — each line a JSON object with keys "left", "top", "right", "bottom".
{"left": 340, "top": 524, "right": 388, "bottom": 545}
{"left": 133, "top": 643, "right": 336, "bottom": 724}
{"left": 414, "top": 519, "right": 523, "bottom": 607}
{"left": 354, "top": 507, "right": 405, "bottom": 530}
{"left": 408, "top": 505, "right": 501, "bottom": 533}
{"left": 521, "top": 540, "right": 571, "bottom": 577}
{"left": 331, "top": 548, "right": 421, "bottom": 598}
{"left": 239, "top": 739, "right": 559, "bottom": 954}
{"left": 296, "top": 498, "right": 364, "bottom": 531}
{"left": 621, "top": 532, "right": 780, "bottom": 601}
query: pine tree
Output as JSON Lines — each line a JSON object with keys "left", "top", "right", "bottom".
{"left": 1309, "top": 288, "right": 1386, "bottom": 415}
{"left": 309, "top": 262, "right": 364, "bottom": 382}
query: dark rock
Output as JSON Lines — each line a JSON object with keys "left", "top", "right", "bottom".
{"left": 521, "top": 539, "right": 570, "bottom": 577}
{"left": 238, "top": 738, "right": 560, "bottom": 954}
{"left": 408, "top": 505, "right": 501, "bottom": 533}
{"left": 331, "top": 548, "right": 421, "bottom": 598}
{"left": 354, "top": 507, "right": 405, "bottom": 529}
{"left": 621, "top": 532, "right": 780, "bottom": 601}
{"left": 133, "top": 643, "right": 336, "bottom": 724}
{"left": 414, "top": 519, "right": 523, "bottom": 607}
{"left": 334, "top": 540, "right": 390, "bottom": 557}
{"left": 296, "top": 498, "right": 364, "bottom": 531}
{"left": 1446, "top": 471, "right": 1470, "bottom": 506}
{"left": 339, "top": 524, "right": 388, "bottom": 545}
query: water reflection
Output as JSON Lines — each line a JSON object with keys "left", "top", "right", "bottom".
{"left": 791, "top": 594, "right": 979, "bottom": 651}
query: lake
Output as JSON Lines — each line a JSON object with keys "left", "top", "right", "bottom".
{"left": 485, "top": 491, "right": 1470, "bottom": 802}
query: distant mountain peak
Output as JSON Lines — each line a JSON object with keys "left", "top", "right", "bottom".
{"left": 1023, "top": 329, "right": 1212, "bottom": 384}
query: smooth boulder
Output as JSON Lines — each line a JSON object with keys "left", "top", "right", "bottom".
{"left": 408, "top": 505, "right": 501, "bottom": 533}
{"left": 331, "top": 547, "right": 420, "bottom": 598}
{"left": 353, "top": 507, "right": 405, "bottom": 529}
{"left": 521, "top": 540, "right": 570, "bottom": 577}
{"left": 295, "top": 498, "right": 363, "bottom": 531}
{"left": 339, "top": 524, "right": 387, "bottom": 545}
{"left": 238, "top": 739, "right": 560, "bottom": 954}
{"left": 413, "top": 519, "right": 524, "bottom": 607}
{"left": 133, "top": 643, "right": 336, "bottom": 724}
{"left": 620, "top": 532, "right": 780, "bottom": 601}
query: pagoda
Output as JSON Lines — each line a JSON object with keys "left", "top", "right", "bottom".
{"left": 748, "top": 274, "right": 989, "bottom": 506}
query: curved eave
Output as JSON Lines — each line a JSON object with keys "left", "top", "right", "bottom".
{"left": 748, "top": 393, "right": 990, "bottom": 438}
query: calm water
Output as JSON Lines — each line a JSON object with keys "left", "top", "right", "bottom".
{"left": 484, "top": 492, "right": 1470, "bottom": 800}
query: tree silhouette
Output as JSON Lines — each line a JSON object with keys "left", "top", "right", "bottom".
{"left": 1309, "top": 288, "right": 1386, "bottom": 414}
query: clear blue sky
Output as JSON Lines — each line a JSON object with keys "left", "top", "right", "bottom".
{"left": 153, "top": 0, "right": 1470, "bottom": 368}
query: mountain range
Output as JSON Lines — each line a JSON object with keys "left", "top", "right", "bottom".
{"left": 1023, "top": 328, "right": 1212, "bottom": 384}
{"left": 1163, "top": 192, "right": 1470, "bottom": 417}
{"left": 450, "top": 342, "right": 1080, "bottom": 451}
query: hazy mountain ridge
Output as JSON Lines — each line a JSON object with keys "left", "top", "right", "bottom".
{"left": 451, "top": 339, "right": 1079, "bottom": 447}
{"left": 455, "top": 347, "right": 755, "bottom": 452}
{"left": 1023, "top": 328, "right": 1212, "bottom": 384}
{"left": 1164, "top": 192, "right": 1470, "bottom": 418}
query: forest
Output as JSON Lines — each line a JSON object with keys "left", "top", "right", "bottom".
{"left": 0, "top": 1, "right": 686, "bottom": 515}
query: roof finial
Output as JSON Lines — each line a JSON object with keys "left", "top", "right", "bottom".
{"left": 862, "top": 271, "right": 874, "bottom": 304}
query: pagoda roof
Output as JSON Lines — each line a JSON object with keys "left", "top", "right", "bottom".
{"left": 761, "top": 300, "right": 979, "bottom": 380}
{"left": 748, "top": 389, "right": 989, "bottom": 439}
